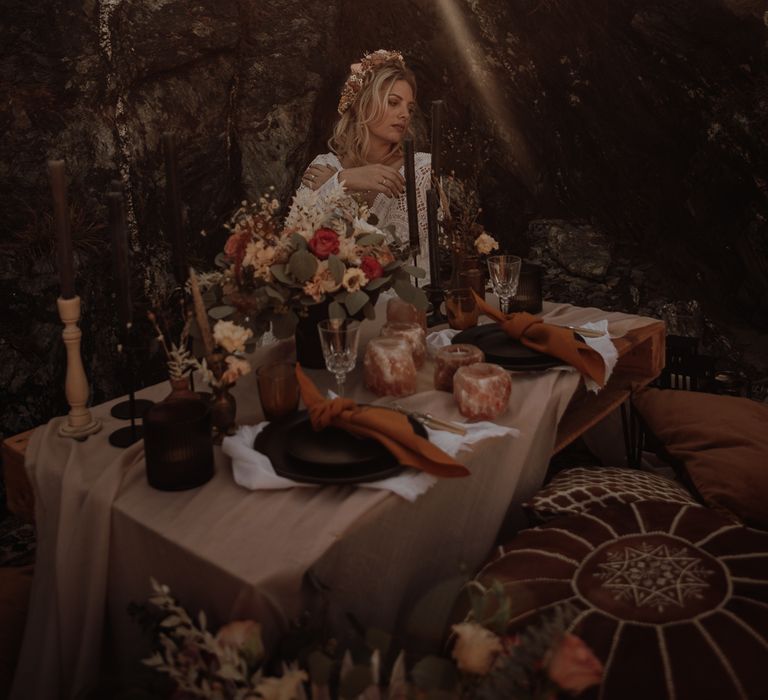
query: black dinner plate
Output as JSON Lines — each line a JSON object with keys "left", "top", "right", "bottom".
{"left": 253, "top": 409, "right": 427, "bottom": 485}
{"left": 452, "top": 323, "right": 563, "bottom": 371}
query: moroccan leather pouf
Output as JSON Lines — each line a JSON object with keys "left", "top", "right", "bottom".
{"left": 474, "top": 501, "right": 768, "bottom": 700}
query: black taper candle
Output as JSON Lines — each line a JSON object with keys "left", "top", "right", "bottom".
{"left": 48, "top": 160, "right": 75, "bottom": 299}
{"left": 430, "top": 100, "right": 443, "bottom": 181}
{"left": 402, "top": 136, "right": 419, "bottom": 256}
{"left": 426, "top": 188, "right": 441, "bottom": 287}
{"left": 107, "top": 192, "right": 132, "bottom": 330}
{"left": 162, "top": 132, "right": 186, "bottom": 286}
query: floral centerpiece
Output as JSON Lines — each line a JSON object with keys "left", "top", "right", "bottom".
{"left": 209, "top": 183, "right": 427, "bottom": 351}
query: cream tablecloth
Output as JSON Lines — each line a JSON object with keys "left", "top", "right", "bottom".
{"left": 11, "top": 302, "right": 659, "bottom": 700}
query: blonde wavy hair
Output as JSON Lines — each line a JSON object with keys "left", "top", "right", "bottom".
{"left": 328, "top": 63, "right": 418, "bottom": 167}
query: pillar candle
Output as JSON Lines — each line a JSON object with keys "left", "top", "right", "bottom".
{"left": 430, "top": 100, "right": 443, "bottom": 181}
{"left": 107, "top": 192, "right": 132, "bottom": 329}
{"left": 48, "top": 160, "right": 75, "bottom": 299}
{"left": 162, "top": 132, "right": 186, "bottom": 286}
{"left": 402, "top": 137, "right": 419, "bottom": 255}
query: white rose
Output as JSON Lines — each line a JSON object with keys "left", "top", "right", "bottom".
{"left": 451, "top": 622, "right": 503, "bottom": 675}
{"left": 213, "top": 320, "right": 253, "bottom": 354}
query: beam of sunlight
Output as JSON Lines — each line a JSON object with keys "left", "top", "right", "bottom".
{"left": 435, "top": 0, "right": 539, "bottom": 193}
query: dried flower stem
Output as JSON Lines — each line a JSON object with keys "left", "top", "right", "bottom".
{"left": 189, "top": 267, "right": 215, "bottom": 356}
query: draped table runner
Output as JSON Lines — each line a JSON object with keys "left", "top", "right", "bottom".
{"left": 11, "top": 301, "right": 662, "bottom": 700}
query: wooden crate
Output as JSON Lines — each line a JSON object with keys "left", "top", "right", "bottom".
{"left": 1, "top": 429, "right": 35, "bottom": 523}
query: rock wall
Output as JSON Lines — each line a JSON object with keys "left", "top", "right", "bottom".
{"left": 1, "top": 0, "right": 767, "bottom": 436}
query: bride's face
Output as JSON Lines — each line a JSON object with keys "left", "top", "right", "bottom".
{"left": 368, "top": 80, "right": 415, "bottom": 148}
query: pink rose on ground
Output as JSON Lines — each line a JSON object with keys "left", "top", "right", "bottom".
{"left": 360, "top": 255, "right": 384, "bottom": 281}
{"left": 451, "top": 622, "right": 504, "bottom": 675}
{"left": 308, "top": 228, "right": 340, "bottom": 259}
{"left": 546, "top": 633, "right": 604, "bottom": 694}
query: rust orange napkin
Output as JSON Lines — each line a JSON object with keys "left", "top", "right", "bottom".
{"left": 470, "top": 290, "right": 606, "bottom": 387}
{"left": 295, "top": 365, "right": 469, "bottom": 478}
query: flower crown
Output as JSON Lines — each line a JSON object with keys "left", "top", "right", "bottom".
{"left": 337, "top": 49, "right": 407, "bottom": 115}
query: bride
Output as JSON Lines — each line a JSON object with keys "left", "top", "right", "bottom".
{"left": 294, "top": 49, "right": 432, "bottom": 275}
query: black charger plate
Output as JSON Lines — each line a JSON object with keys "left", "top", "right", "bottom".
{"left": 254, "top": 409, "right": 427, "bottom": 485}
{"left": 452, "top": 323, "right": 563, "bottom": 371}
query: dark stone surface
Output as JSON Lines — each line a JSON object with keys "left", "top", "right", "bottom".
{"left": 1, "top": 0, "right": 767, "bottom": 438}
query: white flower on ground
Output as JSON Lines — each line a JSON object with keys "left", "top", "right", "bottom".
{"left": 451, "top": 622, "right": 504, "bottom": 675}
{"left": 213, "top": 320, "right": 253, "bottom": 354}
{"left": 342, "top": 267, "right": 368, "bottom": 292}
{"left": 474, "top": 232, "right": 499, "bottom": 255}
{"left": 254, "top": 669, "right": 308, "bottom": 700}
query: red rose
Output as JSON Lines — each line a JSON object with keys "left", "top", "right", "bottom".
{"left": 360, "top": 255, "right": 383, "bottom": 281}
{"left": 308, "top": 228, "right": 340, "bottom": 260}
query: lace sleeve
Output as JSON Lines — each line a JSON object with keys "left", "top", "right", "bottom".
{"left": 381, "top": 152, "right": 433, "bottom": 276}
{"left": 290, "top": 153, "right": 344, "bottom": 218}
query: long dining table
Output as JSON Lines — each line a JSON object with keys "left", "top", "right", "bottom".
{"left": 10, "top": 299, "right": 664, "bottom": 700}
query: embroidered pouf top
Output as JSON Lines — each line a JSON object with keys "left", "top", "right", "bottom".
{"left": 467, "top": 501, "right": 768, "bottom": 699}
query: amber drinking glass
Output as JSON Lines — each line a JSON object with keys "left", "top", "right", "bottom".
{"left": 257, "top": 362, "right": 300, "bottom": 421}
{"left": 445, "top": 288, "right": 479, "bottom": 331}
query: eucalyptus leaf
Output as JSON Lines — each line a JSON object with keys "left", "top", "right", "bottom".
{"left": 214, "top": 252, "right": 230, "bottom": 269}
{"left": 287, "top": 250, "right": 318, "bottom": 283}
{"left": 382, "top": 224, "right": 396, "bottom": 237}
{"left": 393, "top": 278, "right": 416, "bottom": 303}
{"left": 264, "top": 286, "right": 286, "bottom": 301}
{"left": 356, "top": 233, "right": 385, "bottom": 247}
{"left": 364, "top": 274, "right": 391, "bottom": 291}
{"left": 401, "top": 264, "right": 427, "bottom": 279}
{"left": 383, "top": 260, "right": 402, "bottom": 272}
{"left": 271, "top": 264, "right": 294, "bottom": 285}
{"left": 411, "top": 286, "right": 429, "bottom": 311}
{"left": 208, "top": 305, "right": 235, "bottom": 320}
{"left": 329, "top": 301, "right": 347, "bottom": 320}
{"left": 289, "top": 232, "right": 308, "bottom": 250}
{"left": 362, "top": 302, "right": 376, "bottom": 321}
{"left": 345, "top": 290, "right": 370, "bottom": 316}
{"left": 327, "top": 254, "right": 345, "bottom": 284}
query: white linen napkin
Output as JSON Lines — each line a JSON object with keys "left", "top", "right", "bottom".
{"left": 222, "top": 418, "right": 519, "bottom": 502}
{"left": 426, "top": 328, "right": 459, "bottom": 353}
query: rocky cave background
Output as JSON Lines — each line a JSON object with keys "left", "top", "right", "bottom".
{"left": 1, "top": 0, "right": 767, "bottom": 440}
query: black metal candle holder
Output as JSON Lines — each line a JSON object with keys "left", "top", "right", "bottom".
{"left": 424, "top": 284, "right": 447, "bottom": 327}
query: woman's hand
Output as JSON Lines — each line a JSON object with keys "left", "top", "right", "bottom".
{"left": 301, "top": 164, "right": 338, "bottom": 190}
{"left": 339, "top": 164, "right": 405, "bottom": 198}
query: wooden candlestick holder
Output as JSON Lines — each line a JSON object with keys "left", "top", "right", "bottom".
{"left": 57, "top": 296, "right": 102, "bottom": 439}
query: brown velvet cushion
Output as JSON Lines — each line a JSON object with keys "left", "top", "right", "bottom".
{"left": 526, "top": 466, "right": 699, "bottom": 520}
{"left": 633, "top": 388, "right": 768, "bottom": 529}
{"left": 467, "top": 502, "right": 768, "bottom": 700}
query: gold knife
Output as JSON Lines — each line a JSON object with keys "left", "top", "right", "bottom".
{"left": 391, "top": 403, "right": 467, "bottom": 436}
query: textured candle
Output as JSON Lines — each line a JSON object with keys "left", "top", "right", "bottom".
{"left": 380, "top": 321, "right": 427, "bottom": 369}
{"left": 386, "top": 297, "right": 426, "bottom": 330}
{"left": 434, "top": 344, "right": 484, "bottom": 392}
{"left": 48, "top": 160, "right": 75, "bottom": 299}
{"left": 107, "top": 192, "right": 132, "bottom": 329}
{"left": 363, "top": 337, "right": 417, "bottom": 397}
{"left": 453, "top": 362, "right": 512, "bottom": 421}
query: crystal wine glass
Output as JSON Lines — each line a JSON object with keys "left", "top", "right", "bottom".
{"left": 487, "top": 255, "right": 522, "bottom": 315}
{"left": 317, "top": 319, "right": 361, "bottom": 397}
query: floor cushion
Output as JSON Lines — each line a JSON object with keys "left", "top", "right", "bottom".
{"left": 468, "top": 501, "right": 768, "bottom": 699}
{"left": 633, "top": 388, "right": 768, "bottom": 528}
{"left": 526, "top": 466, "right": 699, "bottom": 521}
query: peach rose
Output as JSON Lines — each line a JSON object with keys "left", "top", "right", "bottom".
{"left": 546, "top": 633, "right": 604, "bottom": 694}
{"left": 451, "top": 622, "right": 504, "bottom": 675}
